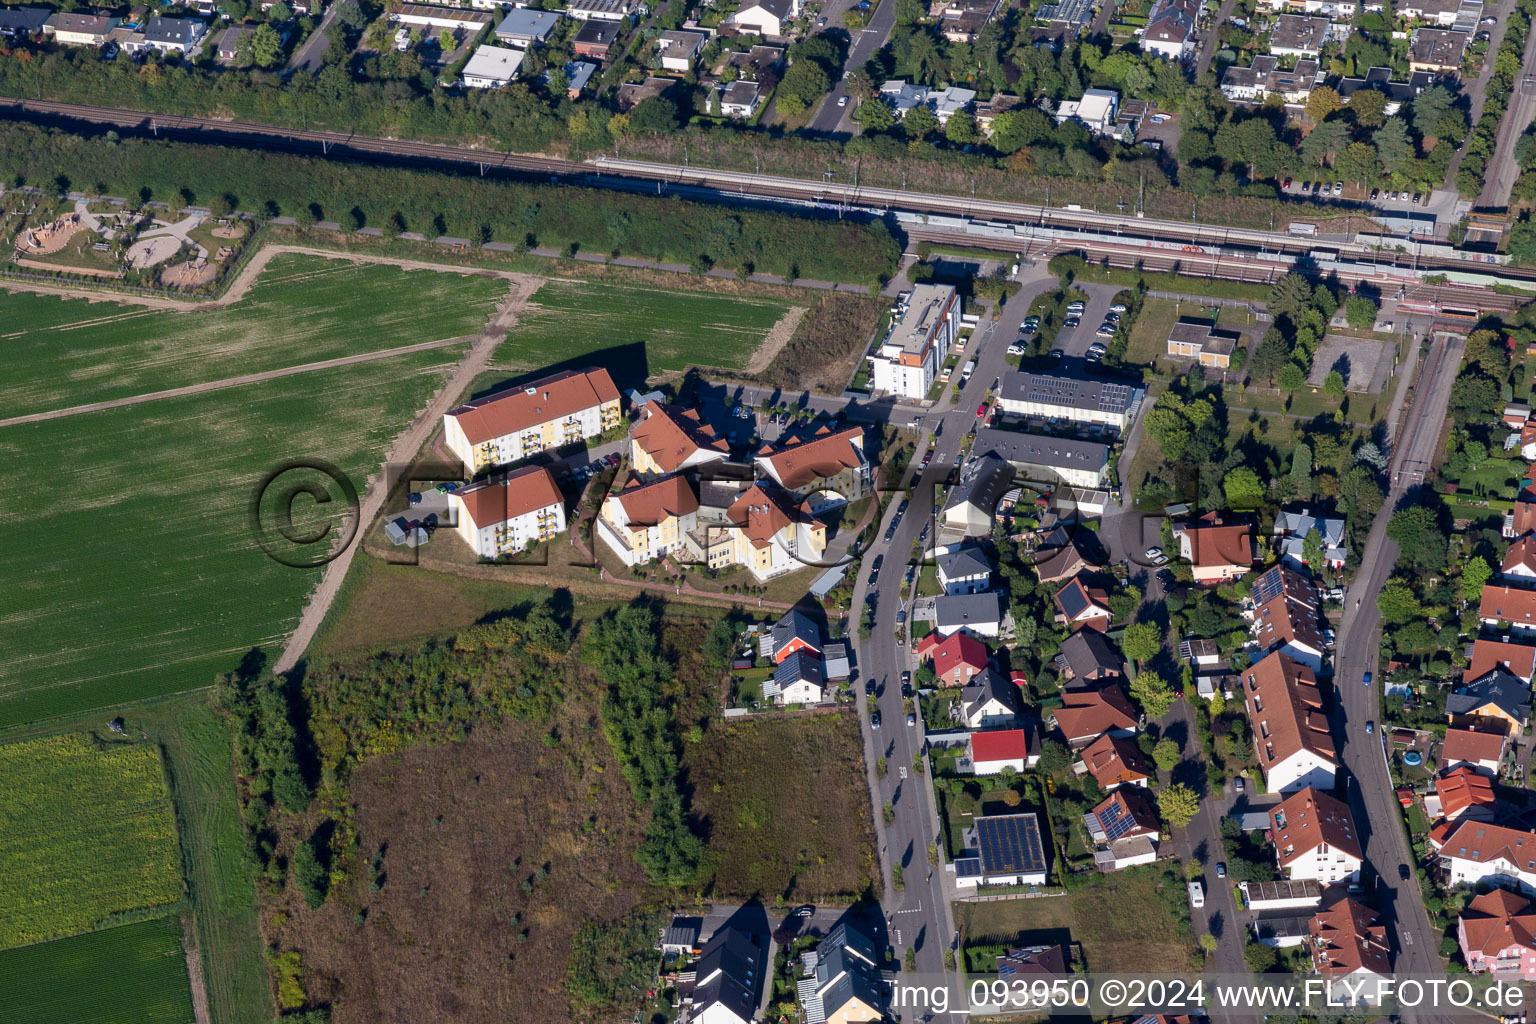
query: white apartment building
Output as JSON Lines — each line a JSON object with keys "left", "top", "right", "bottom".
{"left": 597, "top": 473, "right": 699, "bottom": 568}
{"left": 1438, "top": 821, "right": 1536, "bottom": 894}
{"left": 1270, "top": 788, "right": 1363, "bottom": 885}
{"left": 450, "top": 466, "right": 566, "bottom": 558}
{"left": 996, "top": 372, "right": 1140, "bottom": 430}
{"left": 443, "top": 367, "right": 621, "bottom": 474}
{"left": 871, "top": 284, "right": 959, "bottom": 399}
{"left": 1243, "top": 651, "right": 1339, "bottom": 793}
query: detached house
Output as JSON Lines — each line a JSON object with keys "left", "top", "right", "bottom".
{"left": 1083, "top": 787, "right": 1160, "bottom": 870}
{"left": 800, "top": 921, "right": 885, "bottom": 1024}
{"left": 936, "top": 544, "right": 994, "bottom": 595}
{"left": 1174, "top": 513, "right": 1256, "bottom": 583}
{"left": 1242, "top": 651, "right": 1338, "bottom": 794}
{"left": 1441, "top": 726, "right": 1506, "bottom": 775}
{"left": 1078, "top": 732, "right": 1152, "bottom": 789}
{"left": 444, "top": 367, "right": 620, "bottom": 474}
{"left": 960, "top": 667, "right": 1023, "bottom": 729}
{"left": 969, "top": 727, "right": 1039, "bottom": 774}
{"left": 1141, "top": 0, "right": 1197, "bottom": 59}
{"left": 1466, "top": 637, "right": 1536, "bottom": 684}
{"left": 731, "top": 0, "right": 798, "bottom": 37}
{"left": 1269, "top": 787, "right": 1363, "bottom": 885}
{"left": 1503, "top": 533, "right": 1536, "bottom": 586}
{"left": 142, "top": 13, "right": 205, "bottom": 53}
{"left": 1050, "top": 683, "right": 1138, "bottom": 746}
{"left": 942, "top": 453, "right": 1015, "bottom": 536}
{"left": 1056, "top": 629, "right": 1126, "bottom": 685}
{"left": 917, "top": 630, "right": 990, "bottom": 687}
{"left": 1437, "top": 820, "right": 1536, "bottom": 894}
{"left": 1459, "top": 889, "right": 1536, "bottom": 979}
{"left": 1447, "top": 668, "right": 1533, "bottom": 734}
{"left": 450, "top": 466, "right": 566, "bottom": 558}
{"left": 44, "top": 10, "right": 119, "bottom": 45}
{"left": 773, "top": 650, "right": 826, "bottom": 705}
{"left": 1427, "top": 766, "right": 1497, "bottom": 825}
{"left": 769, "top": 609, "right": 821, "bottom": 664}
{"left": 1054, "top": 574, "right": 1113, "bottom": 632}
{"left": 1480, "top": 584, "right": 1536, "bottom": 635}
{"left": 934, "top": 591, "right": 1004, "bottom": 640}
{"left": 1032, "top": 524, "right": 1099, "bottom": 583}
{"left": 1273, "top": 508, "right": 1347, "bottom": 570}
{"left": 689, "top": 924, "right": 764, "bottom": 1024}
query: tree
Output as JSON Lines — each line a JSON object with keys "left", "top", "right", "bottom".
{"left": 1200, "top": 933, "right": 1219, "bottom": 954}
{"left": 1306, "top": 86, "right": 1342, "bottom": 123}
{"left": 1374, "top": 117, "right": 1413, "bottom": 173}
{"left": 629, "top": 97, "right": 679, "bottom": 134}
{"left": 1345, "top": 294, "right": 1379, "bottom": 330}
{"left": 1412, "top": 85, "right": 1455, "bottom": 138}
{"left": 1376, "top": 578, "right": 1422, "bottom": 625}
{"left": 1107, "top": 584, "right": 1142, "bottom": 622}
{"left": 1290, "top": 441, "right": 1313, "bottom": 492}
{"left": 1130, "top": 670, "right": 1175, "bottom": 718}
{"left": 991, "top": 107, "right": 1053, "bottom": 153}
{"left": 251, "top": 23, "right": 284, "bottom": 68}
{"left": 1335, "top": 142, "right": 1380, "bottom": 187}
{"left": 1300, "top": 119, "right": 1348, "bottom": 168}
{"left": 1039, "top": 739, "right": 1072, "bottom": 777}
{"left": 1302, "top": 528, "right": 1326, "bottom": 574}
{"left": 1223, "top": 466, "right": 1266, "bottom": 510}
{"left": 1277, "top": 363, "right": 1307, "bottom": 392}
{"left": 855, "top": 98, "right": 896, "bottom": 132}
{"left": 439, "top": 29, "right": 454, "bottom": 51}
{"left": 1153, "top": 737, "right": 1180, "bottom": 772}
{"left": 1461, "top": 555, "right": 1493, "bottom": 602}
{"left": 1355, "top": 440, "right": 1389, "bottom": 473}
{"left": 1122, "top": 622, "right": 1162, "bottom": 665}
{"left": 1268, "top": 274, "right": 1315, "bottom": 324}
{"left": 780, "top": 58, "right": 830, "bottom": 108}
{"left": 208, "top": 193, "right": 233, "bottom": 218}
{"left": 1159, "top": 782, "right": 1199, "bottom": 829}
{"left": 292, "top": 833, "right": 328, "bottom": 909}
{"left": 1323, "top": 370, "right": 1347, "bottom": 400}
{"left": 903, "top": 104, "right": 940, "bottom": 139}
{"left": 1387, "top": 505, "right": 1448, "bottom": 573}
{"left": 1349, "top": 87, "right": 1389, "bottom": 128}
{"left": 1244, "top": 941, "right": 1278, "bottom": 972}
{"left": 1248, "top": 327, "right": 1291, "bottom": 385}
{"left": 268, "top": 0, "right": 291, "bottom": 20}
{"left": 945, "top": 109, "right": 980, "bottom": 146}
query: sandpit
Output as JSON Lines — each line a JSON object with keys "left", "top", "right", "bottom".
{"left": 161, "top": 260, "right": 219, "bottom": 289}
{"left": 127, "top": 235, "right": 183, "bottom": 269}
{"left": 16, "top": 213, "right": 84, "bottom": 256}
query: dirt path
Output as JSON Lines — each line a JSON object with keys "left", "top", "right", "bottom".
{"left": 180, "top": 915, "right": 212, "bottom": 1024}
{"left": 271, "top": 273, "right": 543, "bottom": 675}
{"left": 0, "top": 243, "right": 535, "bottom": 311}
{"left": 0, "top": 336, "right": 472, "bottom": 428}
{"left": 742, "top": 304, "right": 808, "bottom": 376}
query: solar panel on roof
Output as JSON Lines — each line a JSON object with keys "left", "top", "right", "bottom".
{"left": 1098, "top": 799, "right": 1141, "bottom": 842}
{"left": 977, "top": 814, "right": 1048, "bottom": 874}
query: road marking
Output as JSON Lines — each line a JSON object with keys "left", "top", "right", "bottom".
{"left": 899, "top": 766, "right": 908, "bottom": 779}
{"left": 1404, "top": 932, "right": 1413, "bottom": 946}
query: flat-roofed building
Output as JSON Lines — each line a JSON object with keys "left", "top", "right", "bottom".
{"left": 997, "top": 371, "right": 1139, "bottom": 428}
{"left": 1166, "top": 317, "right": 1242, "bottom": 368}
{"left": 972, "top": 429, "right": 1110, "bottom": 489}
{"left": 872, "top": 284, "right": 959, "bottom": 399}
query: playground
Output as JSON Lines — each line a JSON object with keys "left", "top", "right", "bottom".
{"left": 15, "top": 213, "right": 84, "bottom": 256}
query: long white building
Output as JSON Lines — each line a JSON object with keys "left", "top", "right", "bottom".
{"left": 997, "top": 372, "right": 1140, "bottom": 430}
{"left": 871, "top": 284, "right": 958, "bottom": 399}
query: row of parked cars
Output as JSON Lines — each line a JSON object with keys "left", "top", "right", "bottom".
{"left": 558, "top": 452, "right": 620, "bottom": 484}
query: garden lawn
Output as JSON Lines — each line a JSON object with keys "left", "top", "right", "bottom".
{"left": 0, "top": 735, "right": 182, "bottom": 948}
{"left": 491, "top": 278, "right": 792, "bottom": 381}
{"left": 0, "top": 253, "right": 506, "bottom": 419}
{"left": 0, "top": 345, "right": 468, "bottom": 727}
{"left": 0, "top": 917, "right": 194, "bottom": 1024}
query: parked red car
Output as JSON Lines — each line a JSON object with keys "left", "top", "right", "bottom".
{"left": 976, "top": 403, "right": 988, "bottom": 418}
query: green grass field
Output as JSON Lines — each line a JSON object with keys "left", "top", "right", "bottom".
{"left": 492, "top": 278, "right": 792, "bottom": 382}
{"left": 0, "top": 254, "right": 506, "bottom": 419}
{"left": 0, "top": 917, "right": 195, "bottom": 1024}
{"left": 0, "top": 345, "right": 468, "bottom": 727}
{"left": 0, "top": 735, "right": 182, "bottom": 948}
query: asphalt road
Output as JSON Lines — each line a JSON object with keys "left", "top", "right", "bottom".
{"left": 1332, "top": 332, "right": 1464, "bottom": 990}
{"left": 848, "top": 271, "right": 1057, "bottom": 1019}
{"left": 808, "top": 0, "right": 899, "bottom": 134}
{"left": 285, "top": 1, "right": 339, "bottom": 77}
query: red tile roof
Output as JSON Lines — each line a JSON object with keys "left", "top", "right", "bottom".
{"left": 1503, "top": 533, "right": 1536, "bottom": 577}
{"left": 447, "top": 367, "right": 618, "bottom": 445}
{"left": 1460, "top": 889, "right": 1536, "bottom": 959}
{"left": 1436, "top": 766, "right": 1497, "bottom": 821}
{"left": 1309, "top": 897, "right": 1390, "bottom": 978}
{"left": 1252, "top": 564, "right": 1324, "bottom": 657}
{"left": 630, "top": 402, "right": 728, "bottom": 473}
{"left": 1243, "top": 651, "right": 1336, "bottom": 769}
{"left": 970, "top": 728, "right": 1032, "bottom": 763}
{"left": 1051, "top": 684, "right": 1138, "bottom": 743}
{"left": 1271, "top": 787, "right": 1362, "bottom": 868}
{"left": 922, "top": 632, "right": 990, "bottom": 680}
{"left": 1442, "top": 726, "right": 1506, "bottom": 767}
{"left": 1437, "top": 819, "right": 1536, "bottom": 869}
{"left": 1480, "top": 584, "right": 1536, "bottom": 627}
{"left": 1467, "top": 638, "right": 1536, "bottom": 683}
{"left": 1079, "top": 732, "right": 1152, "bottom": 788}
{"left": 726, "top": 482, "right": 820, "bottom": 549}
{"left": 1088, "top": 787, "right": 1160, "bottom": 837}
{"left": 757, "top": 426, "right": 865, "bottom": 489}
{"left": 455, "top": 465, "right": 563, "bottom": 529}
{"left": 1182, "top": 515, "right": 1254, "bottom": 570}
{"left": 611, "top": 473, "right": 698, "bottom": 527}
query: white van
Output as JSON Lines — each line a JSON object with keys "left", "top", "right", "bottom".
{"left": 1188, "top": 880, "right": 1205, "bottom": 909}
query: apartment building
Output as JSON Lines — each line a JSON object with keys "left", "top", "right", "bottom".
{"left": 1242, "top": 650, "right": 1338, "bottom": 793}
{"left": 1269, "top": 787, "right": 1363, "bottom": 884}
{"left": 871, "top": 284, "right": 959, "bottom": 399}
{"left": 997, "top": 372, "right": 1139, "bottom": 429}
{"left": 628, "top": 401, "right": 730, "bottom": 478}
{"left": 1437, "top": 820, "right": 1536, "bottom": 894}
{"left": 443, "top": 367, "right": 621, "bottom": 474}
{"left": 450, "top": 465, "right": 566, "bottom": 558}
{"left": 754, "top": 425, "right": 870, "bottom": 507}
{"left": 597, "top": 473, "right": 700, "bottom": 567}
{"left": 1249, "top": 564, "right": 1326, "bottom": 672}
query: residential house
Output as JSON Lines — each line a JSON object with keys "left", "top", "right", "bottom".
{"left": 1249, "top": 564, "right": 1327, "bottom": 672}
{"left": 1447, "top": 668, "right": 1533, "bottom": 733}
{"left": 696, "top": 482, "right": 827, "bottom": 581}
{"left": 1242, "top": 651, "right": 1338, "bottom": 793}
{"left": 215, "top": 24, "right": 252, "bottom": 62}
{"left": 1270, "top": 13, "right": 1330, "bottom": 55}
{"left": 461, "top": 44, "right": 525, "bottom": 88}
{"left": 629, "top": 401, "right": 729, "bottom": 478}
{"left": 1426, "top": 766, "right": 1497, "bottom": 824}
{"left": 937, "top": 544, "right": 993, "bottom": 595}
{"left": 997, "top": 371, "right": 1140, "bottom": 430}
{"left": 1056, "top": 630, "right": 1126, "bottom": 685}
{"left": 1083, "top": 787, "right": 1160, "bottom": 869}
{"left": 1053, "top": 89, "right": 1121, "bottom": 136}
{"left": 719, "top": 80, "right": 765, "bottom": 117}
{"left": 1273, "top": 508, "right": 1348, "bottom": 570}
{"left": 493, "top": 8, "right": 559, "bottom": 46}
{"left": 661, "top": 916, "right": 704, "bottom": 955}
{"left": 1220, "top": 56, "right": 1321, "bottom": 103}
{"left": 543, "top": 60, "right": 598, "bottom": 98}
{"left": 1270, "top": 787, "right": 1363, "bottom": 884}
{"left": 1050, "top": 683, "right": 1138, "bottom": 746}
{"left": 1032, "top": 524, "right": 1099, "bottom": 582}
{"left": 1166, "top": 317, "right": 1243, "bottom": 367}
{"left": 972, "top": 429, "right": 1111, "bottom": 490}
{"left": 934, "top": 591, "right": 1004, "bottom": 640}
{"left": 44, "top": 10, "right": 120, "bottom": 45}
{"left": 1408, "top": 27, "right": 1468, "bottom": 74}
{"left": 1467, "top": 637, "right": 1536, "bottom": 684}
{"left": 0, "top": 6, "right": 49, "bottom": 37}
{"left": 731, "top": 0, "right": 798, "bottom": 36}
{"left": 450, "top": 466, "right": 566, "bottom": 558}
{"left": 770, "top": 609, "right": 821, "bottom": 664}
{"left": 995, "top": 944, "right": 1069, "bottom": 976}
{"left": 443, "top": 366, "right": 621, "bottom": 474}
{"left": 598, "top": 474, "right": 699, "bottom": 567}
{"left": 566, "top": 0, "right": 641, "bottom": 19}
{"left": 872, "top": 283, "right": 959, "bottom": 399}
{"left": 1479, "top": 584, "right": 1536, "bottom": 635}
{"left": 960, "top": 668, "right": 1024, "bottom": 729}
{"left": 658, "top": 29, "right": 707, "bottom": 71}
{"left": 1173, "top": 513, "right": 1256, "bottom": 583}
{"left": 617, "top": 76, "right": 675, "bottom": 111}
{"left": 1502, "top": 533, "right": 1536, "bottom": 584}
{"left": 1079, "top": 732, "right": 1152, "bottom": 789}
{"left": 1459, "top": 889, "right": 1536, "bottom": 979}
{"left": 974, "top": 92, "right": 1023, "bottom": 135}
{"left": 755, "top": 426, "right": 869, "bottom": 508}
{"left": 1332, "top": 66, "right": 1437, "bottom": 115}
{"left": 937, "top": 0, "right": 1000, "bottom": 42}
{"left": 1308, "top": 897, "right": 1391, "bottom": 1003}
{"left": 960, "top": 812, "right": 1050, "bottom": 887}
{"left": 1442, "top": 726, "right": 1506, "bottom": 776}
{"left": 941, "top": 453, "right": 1015, "bottom": 535}
{"left": 1141, "top": 0, "right": 1198, "bottom": 59}
{"left": 799, "top": 921, "right": 885, "bottom": 1024}
{"left": 573, "top": 18, "right": 621, "bottom": 59}
{"left": 1054, "top": 574, "right": 1113, "bottom": 632}
{"left": 1399, "top": 0, "right": 1474, "bottom": 25}
{"left": 918, "top": 630, "right": 991, "bottom": 687}
{"left": 689, "top": 924, "right": 765, "bottom": 1024}
{"left": 1260, "top": 0, "right": 1357, "bottom": 14}
{"left": 773, "top": 650, "right": 826, "bottom": 705}
{"left": 722, "top": 44, "right": 785, "bottom": 81}
{"left": 969, "top": 727, "right": 1039, "bottom": 774}
{"left": 878, "top": 80, "right": 978, "bottom": 124}
{"left": 1436, "top": 820, "right": 1536, "bottom": 894}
